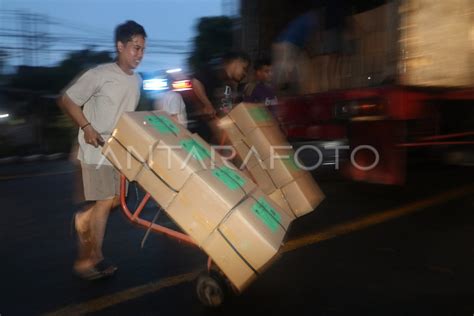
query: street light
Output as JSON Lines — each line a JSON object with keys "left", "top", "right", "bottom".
{"left": 166, "top": 68, "right": 182, "bottom": 74}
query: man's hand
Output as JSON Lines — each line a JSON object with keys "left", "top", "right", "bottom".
{"left": 83, "top": 125, "right": 104, "bottom": 147}
{"left": 191, "top": 78, "right": 217, "bottom": 119}
{"left": 202, "top": 106, "right": 217, "bottom": 118}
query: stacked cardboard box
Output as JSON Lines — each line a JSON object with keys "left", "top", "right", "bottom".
{"left": 220, "top": 103, "right": 325, "bottom": 218}
{"left": 102, "top": 110, "right": 292, "bottom": 291}
{"left": 202, "top": 189, "right": 292, "bottom": 290}
{"left": 304, "top": 0, "right": 473, "bottom": 92}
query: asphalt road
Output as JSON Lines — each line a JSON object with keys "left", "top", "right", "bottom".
{"left": 0, "top": 160, "right": 473, "bottom": 315}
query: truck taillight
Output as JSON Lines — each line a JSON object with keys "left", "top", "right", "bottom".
{"left": 335, "top": 99, "right": 385, "bottom": 120}
{"left": 172, "top": 80, "right": 192, "bottom": 91}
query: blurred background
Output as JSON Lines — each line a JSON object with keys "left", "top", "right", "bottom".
{"left": 0, "top": 0, "right": 472, "bottom": 182}
{"left": 0, "top": 1, "right": 473, "bottom": 314}
{"left": 0, "top": 0, "right": 231, "bottom": 159}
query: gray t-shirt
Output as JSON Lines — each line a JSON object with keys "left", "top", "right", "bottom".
{"left": 66, "top": 63, "right": 142, "bottom": 165}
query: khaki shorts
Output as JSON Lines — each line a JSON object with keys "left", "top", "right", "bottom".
{"left": 81, "top": 163, "right": 121, "bottom": 201}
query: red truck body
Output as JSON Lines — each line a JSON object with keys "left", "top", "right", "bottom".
{"left": 278, "top": 86, "right": 473, "bottom": 184}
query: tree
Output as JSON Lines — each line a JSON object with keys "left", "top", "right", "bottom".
{"left": 8, "top": 48, "right": 113, "bottom": 93}
{"left": 188, "top": 16, "right": 234, "bottom": 72}
{"left": 57, "top": 48, "right": 113, "bottom": 82}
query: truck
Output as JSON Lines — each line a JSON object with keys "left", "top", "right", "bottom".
{"left": 238, "top": 0, "right": 474, "bottom": 184}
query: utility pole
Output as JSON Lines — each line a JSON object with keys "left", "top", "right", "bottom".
{"left": 35, "top": 13, "right": 50, "bottom": 65}
{"left": 17, "top": 10, "right": 48, "bottom": 66}
{"left": 43, "top": 15, "right": 50, "bottom": 65}
{"left": 222, "top": 0, "right": 238, "bottom": 17}
{"left": 18, "top": 10, "right": 32, "bottom": 65}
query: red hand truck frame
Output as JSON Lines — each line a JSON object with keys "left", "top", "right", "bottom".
{"left": 119, "top": 174, "right": 235, "bottom": 306}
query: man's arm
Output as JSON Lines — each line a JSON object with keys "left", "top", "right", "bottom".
{"left": 191, "top": 78, "right": 216, "bottom": 117}
{"left": 57, "top": 94, "right": 104, "bottom": 147}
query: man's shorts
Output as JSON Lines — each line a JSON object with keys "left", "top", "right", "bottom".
{"left": 81, "top": 163, "right": 121, "bottom": 201}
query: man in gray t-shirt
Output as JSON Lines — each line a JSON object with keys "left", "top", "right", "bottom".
{"left": 58, "top": 20, "right": 146, "bottom": 280}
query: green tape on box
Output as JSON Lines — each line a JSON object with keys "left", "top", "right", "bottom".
{"left": 249, "top": 107, "right": 272, "bottom": 122}
{"left": 212, "top": 166, "right": 246, "bottom": 191}
{"left": 257, "top": 197, "right": 281, "bottom": 225}
{"left": 252, "top": 197, "right": 281, "bottom": 232}
{"left": 180, "top": 138, "right": 211, "bottom": 161}
{"left": 212, "top": 168, "right": 239, "bottom": 191}
{"left": 221, "top": 166, "right": 246, "bottom": 187}
{"left": 145, "top": 115, "right": 180, "bottom": 134}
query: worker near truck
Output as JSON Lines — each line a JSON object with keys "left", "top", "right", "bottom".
{"left": 272, "top": 0, "right": 352, "bottom": 92}
{"left": 58, "top": 20, "right": 147, "bottom": 280}
{"left": 243, "top": 57, "right": 278, "bottom": 117}
{"left": 272, "top": 9, "right": 318, "bottom": 94}
{"left": 191, "top": 51, "right": 251, "bottom": 143}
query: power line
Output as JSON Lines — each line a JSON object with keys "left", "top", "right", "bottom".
{"left": 0, "top": 11, "right": 191, "bottom": 44}
{"left": 0, "top": 30, "right": 191, "bottom": 51}
{"left": 0, "top": 10, "right": 193, "bottom": 70}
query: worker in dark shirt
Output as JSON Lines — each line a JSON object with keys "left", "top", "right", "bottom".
{"left": 191, "top": 51, "right": 250, "bottom": 142}
{"left": 243, "top": 58, "right": 278, "bottom": 117}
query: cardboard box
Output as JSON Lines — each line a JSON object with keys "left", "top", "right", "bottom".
{"left": 135, "top": 166, "right": 177, "bottom": 209}
{"left": 268, "top": 189, "right": 295, "bottom": 219}
{"left": 248, "top": 163, "right": 277, "bottom": 195}
{"left": 218, "top": 116, "right": 245, "bottom": 144}
{"left": 219, "top": 190, "right": 292, "bottom": 272}
{"left": 112, "top": 111, "right": 190, "bottom": 163}
{"left": 263, "top": 149, "right": 305, "bottom": 188}
{"left": 233, "top": 141, "right": 263, "bottom": 170}
{"left": 240, "top": 167, "right": 255, "bottom": 181}
{"left": 245, "top": 126, "right": 291, "bottom": 161}
{"left": 102, "top": 137, "right": 143, "bottom": 181}
{"left": 201, "top": 230, "right": 256, "bottom": 292}
{"left": 400, "top": 0, "right": 474, "bottom": 87}
{"left": 202, "top": 190, "right": 292, "bottom": 291}
{"left": 166, "top": 166, "right": 256, "bottom": 245}
{"left": 228, "top": 103, "right": 276, "bottom": 136}
{"left": 281, "top": 173, "right": 325, "bottom": 217}
{"left": 149, "top": 133, "right": 222, "bottom": 191}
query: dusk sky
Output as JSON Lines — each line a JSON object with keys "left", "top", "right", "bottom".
{"left": 0, "top": 0, "right": 235, "bottom": 73}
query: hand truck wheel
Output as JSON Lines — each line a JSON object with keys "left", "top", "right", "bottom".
{"left": 196, "top": 270, "right": 227, "bottom": 307}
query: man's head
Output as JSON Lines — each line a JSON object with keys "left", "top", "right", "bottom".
{"left": 254, "top": 58, "right": 272, "bottom": 83}
{"left": 115, "top": 20, "right": 147, "bottom": 73}
{"left": 222, "top": 51, "right": 251, "bottom": 83}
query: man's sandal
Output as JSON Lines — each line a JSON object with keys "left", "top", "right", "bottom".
{"left": 74, "top": 260, "right": 118, "bottom": 281}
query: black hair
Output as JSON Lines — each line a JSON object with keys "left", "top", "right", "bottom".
{"left": 222, "top": 51, "right": 251, "bottom": 65}
{"left": 114, "top": 20, "right": 147, "bottom": 44}
{"left": 254, "top": 58, "right": 271, "bottom": 71}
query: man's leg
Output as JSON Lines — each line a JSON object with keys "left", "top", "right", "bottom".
{"left": 74, "top": 196, "right": 120, "bottom": 271}
{"left": 73, "top": 204, "right": 94, "bottom": 271}
{"left": 89, "top": 196, "right": 120, "bottom": 263}
{"left": 74, "top": 163, "right": 120, "bottom": 276}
